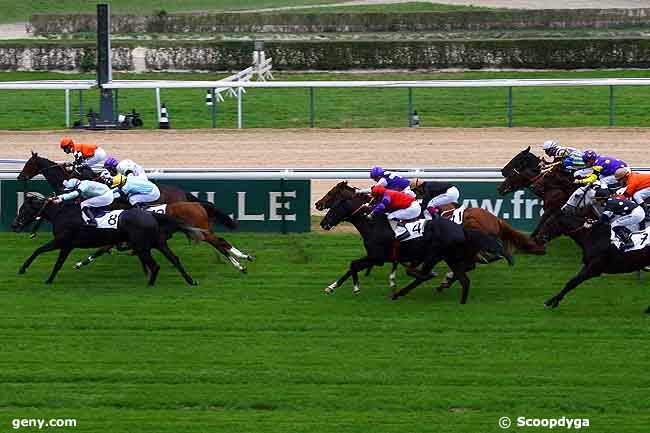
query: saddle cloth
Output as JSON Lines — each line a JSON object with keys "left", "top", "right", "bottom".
{"left": 398, "top": 219, "right": 428, "bottom": 242}
{"left": 82, "top": 209, "right": 124, "bottom": 229}
{"left": 610, "top": 226, "right": 650, "bottom": 252}
{"left": 440, "top": 205, "right": 465, "bottom": 225}
{"left": 145, "top": 204, "right": 167, "bottom": 214}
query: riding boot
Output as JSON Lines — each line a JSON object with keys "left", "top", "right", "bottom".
{"left": 643, "top": 203, "right": 650, "bottom": 222}
{"left": 613, "top": 226, "right": 633, "bottom": 251}
{"left": 82, "top": 207, "right": 97, "bottom": 227}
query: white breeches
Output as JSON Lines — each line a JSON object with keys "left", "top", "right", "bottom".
{"left": 599, "top": 175, "right": 618, "bottom": 187}
{"left": 565, "top": 186, "right": 595, "bottom": 209}
{"left": 83, "top": 148, "right": 107, "bottom": 168}
{"left": 81, "top": 189, "right": 114, "bottom": 209}
{"left": 611, "top": 207, "right": 645, "bottom": 230}
{"left": 401, "top": 186, "right": 416, "bottom": 197}
{"left": 632, "top": 187, "right": 650, "bottom": 204}
{"left": 387, "top": 202, "right": 421, "bottom": 221}
{"left": 426, "top": 187, "right": 460, "bottom": 208}
{"left": 128, "top": 185, "right": 161, "bottom": 206}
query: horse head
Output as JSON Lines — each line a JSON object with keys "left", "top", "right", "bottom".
{"left": 498, "top": 146, "right": 542, "bottom": 195}
{"left": 533, "top": 211, "right": 588, "bottom": 246}
{"left": 320, "top": 197, "right": 368, "bottom": 231}
{"left": 11, "top": 195, "right": 46, "bottom": 232}
{"left": 17, "top": 151, "right": 41, "bottom": 182}
{"left": 315, "top": 181, "right": 357, "bottom": 211}
{"left": 17, "top": 153, "right": 68, "bottom": 191}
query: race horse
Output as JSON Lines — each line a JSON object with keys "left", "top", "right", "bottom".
{"left": 316, "top": 181, "right": 544, "bottom": 288}
{"left": 18, "top": 151, "right": 197, "bottom": 204}
{"left": 320, "top": 196, "right": 508, "bottom": 303}
{"left": 74, "top": 201, "right": 254, "bottom": 273}
{"left": 535, "top": 211, "right": 650, "bottom": 313}
{"left": 498, "top": 146, "right": 578, "bottom": 238}
{"left": 12, "top": 196, "right": 203, "bottom": 286}
{"left": 18, "top": 152, "right": 254, "bottom": 272}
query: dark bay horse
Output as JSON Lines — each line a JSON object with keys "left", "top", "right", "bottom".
{"left": 12, "top": 196, "right": 202, "bottom": 286}
{"left": 317, "top": 181, "right": 544, "bottom": 259}
{"left": 535, "top": 211, "right": 650, "bottom": 313}
{"left": 18, "top": 152, "right": 193, "bottom": 204}
{"left": 75, "top": 201, "right": 254, "bottom": 273}
{"left": 498, "top": 146, "right": 578, "bottom": 237}
{"left": 320, "top": 197, "right": 507, "bottom": 303}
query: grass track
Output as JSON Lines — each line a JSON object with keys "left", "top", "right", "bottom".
{"left": 3, "top": 70, "right": 650, "bottom": 130}
{"left": 1, "top": 232, "right": 649, "bottom": 432}
{"left": 0, "top": 0, "right": 348, "bottom": 24}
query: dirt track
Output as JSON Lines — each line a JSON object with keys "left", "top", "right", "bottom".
{"left": 3, "top": 128, "right": 650, "bottom": 212}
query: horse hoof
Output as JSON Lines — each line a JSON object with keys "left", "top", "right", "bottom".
{"left": 544, "top": 298, "right": 559, "bottom": 309}
{"left": 353, "top": 288, "right": 361, "bottom": 295}
{"left": 17, "top": 268, "right": 25, "bottom": 275}
{"left": 239, "top": 267, "right": 247, "bottom": 274}
{"left": 73, "top": 262, "right": 82, "bottom": 270}
{"left": 190, "top": 280, "right": 199, "bottom": 286}
{"left": 324, "top": 287, "right": 334, "bottom": 294}
{"left": 44, "top": 280, "right": 53, "bottom": 285}
{"left": 247, "top": 256, "right": 255, "bottom": 262}
{"left": 390, "top": 294, "right": 399, "bottom": 301}
{"left": 645, "top": 306, "right": 650, "bottom": 314}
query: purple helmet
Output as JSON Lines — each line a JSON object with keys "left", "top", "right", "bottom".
{"left": 583, "top": 150, "right": 598, "bottom": 163}
{"left": 104, "top": 156, "right": 119, "bottom": 169}
{"left": 370, "top": 166, "right": 384, "bottom": 179}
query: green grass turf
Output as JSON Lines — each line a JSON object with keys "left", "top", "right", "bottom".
{"left": 2, "top": 70, "right": 650, "bottom": 130}
{"left": 0, "top": 231, "right": 649, "bottom": 432}
{"left": 289, "top": 2, "right": 493, "bottom": 13}
{"left": 0, "top": 0, "right": 349, "bottom": 24}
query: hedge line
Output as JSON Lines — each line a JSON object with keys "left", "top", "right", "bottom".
{"left": 4, "top": 39, "right": 650, "bottom": 71}
{"left": 29, "top": 8, "right": 650, "bottom": 34}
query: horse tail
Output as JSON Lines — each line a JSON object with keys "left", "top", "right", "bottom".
{"left": 151, "top": 212, "right": 205, "bottom": 243}
{"left": 184, "top": 194, "right": 237, "bottom": 229}
{"left": 498, "top": 219, "right": 546, "bottom": 255}
{"left": 464, "top": 229, "right": 513, "bottom": 266}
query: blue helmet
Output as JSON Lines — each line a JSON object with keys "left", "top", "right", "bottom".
{"left": 583, "top": 150, "right": 598, "bottom": 163}
{"left": 563, "top": 157, "right": 573, "bottom": 168}
{"left": 370, "top": 166, "right": 384, "bottom": 180}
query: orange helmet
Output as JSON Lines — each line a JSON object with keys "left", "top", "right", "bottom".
{"left": 60, "top": 137, "right": 74, "bottom": 149}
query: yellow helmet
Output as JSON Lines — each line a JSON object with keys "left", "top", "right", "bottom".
{"left": 112, "top": 174, "right": 127, "bottom": 188}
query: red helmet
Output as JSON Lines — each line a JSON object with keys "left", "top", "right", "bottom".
{"left": 60, "top": 137, "right": 74, "bottom": 149}
{"left": 371, "top": 185, "right": 386, "bottom": 196}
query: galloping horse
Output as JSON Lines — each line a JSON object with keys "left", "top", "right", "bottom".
{"left": 317, "top": 181, "right": 544, "bottom": 257}
{"left": 18, "top": 152, "right": 192, "bottom": 203}
{"left": 535, "top": 211, "right": 650, "bottom": 314}
{"left": 498, "top": 146, "right": 578, "bottom": 237}
{"left": 19, "top": 152, "right": 254, "bottom": 273}
{"left": 12, "top": 196, "right": 203, "bottom": 286}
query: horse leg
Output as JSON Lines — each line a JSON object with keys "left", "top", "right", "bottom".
{"left": 73, "top": 245, "right": 112, "bottom": 270}
{"left": 389, "top": 262, "right": 398, "bottom": 291}
{"left": 544, "top": 263, "right": 601, "bottom": 309}
{"left": 19, "top": 240, "right": 58, "bottom": 274}
{"left": 532, "top": 208, "right": 556, "bottom": 240}
{"left": 325, "top": 257, "right": 374, "bottom": 295}
{"left": 448, "top": 262, "right": 470, "bottom": 304}
{"left": 391, "top": 260, "right": 437, "bottom": 300}
{"left": 204, "top": 235, "right": 247, "bottom": 273}
{"left": 45, "top": 248, "right": 73, "bottom": 284}
{"left": 158, "top": 243, "right": 197, "bottom": 286}
{"left": 137, "top": 250, "right": 160, "bottom": 286}
{"left": 228, "top": 245, "right": 255, "bottom": 262}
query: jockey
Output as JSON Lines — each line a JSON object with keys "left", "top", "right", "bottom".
{"left": 60, "top": 137, "right": 107, "bottom": 172}
{"left": 561, "top": 153, "right": 596, "bottom": 214}
{"left": 543, "top": 140, "right": 582, "bottom": 162}
{"left": 420, "top": 181, "right": 460, "bottom": 219}
{"left": 593, "top": 188, "right": 645, "bottom": 250}
{"left": 105, "top": 157, "right": 148, "bottom": 180}
{"left": 369, "top": 185, "right": 421, "bottom": 241}
{"left": 615, "top": 167, "right": 650, "bottom": 220}
{"left": 358, "top": 166, "right": 415, "bottom": 197}
{"left": 50, "top": 178, "right": 114, "bottom": 227}
{"left": 582, "top": 150, "right": 629, "bottom": 189}
{"left": 112, "top": 174, "right": 160, "bottom": 207}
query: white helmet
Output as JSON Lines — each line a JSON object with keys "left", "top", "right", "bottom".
{"left": 542, "top": 140, "right": 558, "bottom": 151}
{"left": 62, "top": 178, "right": 81, "bottom": 190}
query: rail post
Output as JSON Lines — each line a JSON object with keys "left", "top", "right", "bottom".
{"left": 507, "top": 87, "right": 513, "bottom": 127}
{"left": 211, "top": 88, "right": 217, "bottom": 128}
{"left": 407, "top": 87, "right": 413, "bottom": 127}
{"left": 309, "top": 87, "right": 315, "bottom": 128}
{"left": 64, "top": 89, "right": 70, "bottom": 128}
{"left": 609, "top": 85, "right": 615, "bottom": 127}
{"left": 237, "top": 87, "right": 243, "bottom": 129}
{"left": 78, "top": 90, "right": 84, "bottom": 125}
{"left": 280, "top": 177, "right": 287, "bottom": 234}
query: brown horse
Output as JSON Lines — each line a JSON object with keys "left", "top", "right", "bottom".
{"left": 498, "top": 146, "right": 578, "bottom": 238}
{"left": 74, "top": 201, "right": 255, "bottom": 273}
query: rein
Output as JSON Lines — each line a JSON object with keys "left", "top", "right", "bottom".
{"left": 29, "top": 199, "right": 50, "bottom": 238}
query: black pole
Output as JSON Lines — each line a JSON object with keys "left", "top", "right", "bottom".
{"left": 97, "top": 4, "right": 114, "bottom": 124}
